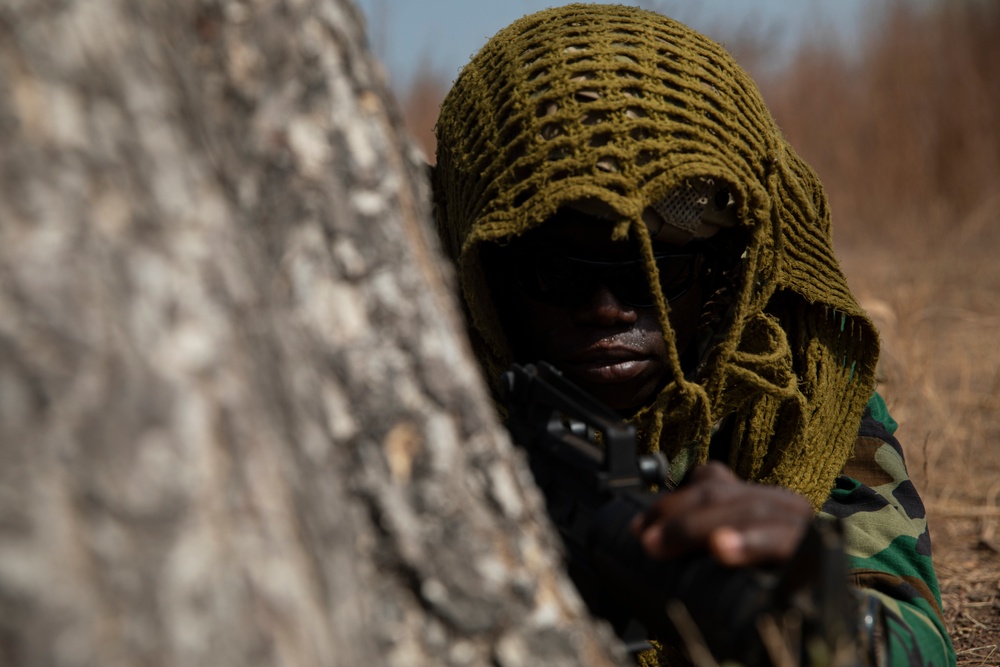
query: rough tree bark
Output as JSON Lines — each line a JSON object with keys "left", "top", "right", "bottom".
{"left": 0, "top": 1, "right": 621, "bottom": 665}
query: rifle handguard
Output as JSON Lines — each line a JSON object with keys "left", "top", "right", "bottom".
{"left": 502, "top": 362, "right": 885, "bottom": 666}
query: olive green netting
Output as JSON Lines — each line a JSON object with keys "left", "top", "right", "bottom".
{"left": 432, "top": 0, "right": 878, "bottom": 543}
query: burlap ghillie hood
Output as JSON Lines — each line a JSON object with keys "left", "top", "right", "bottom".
{"left": 432, "top": 4, "right": 879, "bottom": 514}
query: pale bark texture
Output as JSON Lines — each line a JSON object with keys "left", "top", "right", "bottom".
{"left": 0, "top": 1, "right": 621, "bottom": 666}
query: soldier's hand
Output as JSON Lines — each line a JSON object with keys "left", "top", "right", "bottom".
{"left": 629, "top": 462, "right": 813, "bottom": 567}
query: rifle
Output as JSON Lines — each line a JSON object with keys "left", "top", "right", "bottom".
{"left": 501, "top": 361, "right": 887, "bottom": 666}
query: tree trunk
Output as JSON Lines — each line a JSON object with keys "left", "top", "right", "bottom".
{"left": 0, "top": 2, "right": 621, "bottom": 665}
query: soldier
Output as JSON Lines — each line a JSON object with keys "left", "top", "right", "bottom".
{"left": 431, "top": 4, "right": 955, "bottom": 666}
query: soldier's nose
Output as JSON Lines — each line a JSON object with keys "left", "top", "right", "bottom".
{"left": 574, "top": 285, "right": 639, "bottom": 326}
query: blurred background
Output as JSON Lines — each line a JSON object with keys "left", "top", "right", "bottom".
{"left": 356, "top": 1, "right": 1000, "bottom": 660}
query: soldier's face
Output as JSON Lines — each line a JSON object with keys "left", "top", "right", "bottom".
{"left": 496, "top": 213, "right": 703, "bottom": 412}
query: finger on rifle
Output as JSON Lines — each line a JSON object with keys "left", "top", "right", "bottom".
{"left": 631, "top": 463, "right": 812, "bottom": 564}
{"left": 671, "top": 487, "right": 811, "bottom": 563}
{"left": 629, "top": 462, "right": 739, "bottom": 531}
{"left": 630, "top": 462, "right": 744, "bottom": 558}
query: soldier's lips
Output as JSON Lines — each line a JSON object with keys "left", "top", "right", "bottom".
{"left": 560, "top": 350, "right": 654, "bottom": 384}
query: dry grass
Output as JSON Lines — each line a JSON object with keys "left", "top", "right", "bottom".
{"left": 763, "top": 3, "right": 1000, "bottom": 657}
{"left": 399, "top": 64, "right": 447, "bottom": 163}
{"left": 391, "top": 0, "right": 1000, "bottom": 657}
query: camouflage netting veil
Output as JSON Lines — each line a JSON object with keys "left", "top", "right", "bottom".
{"left": 432, "top": 4, "right": 879, "bottom": 514}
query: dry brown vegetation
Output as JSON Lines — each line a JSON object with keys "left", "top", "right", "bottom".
{"left": 765, "top": 4, "right": 1000, "bottom": 661}
{"left": 392, "top": 1, "right": 1000, "bottom": 661}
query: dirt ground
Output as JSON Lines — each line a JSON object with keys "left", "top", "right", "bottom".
{"left": 937, "top": 521, "right": 1000, "bottom": 665}
{"left": 841, "top": 232, "right": 1000, "bottom": 666}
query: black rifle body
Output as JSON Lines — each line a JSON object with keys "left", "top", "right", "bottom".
{"left": 502, "top": 362, "right": 884, "bottom": 666}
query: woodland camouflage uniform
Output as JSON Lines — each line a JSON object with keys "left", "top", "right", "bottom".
{"left": 431, "top": 5, "right": 955, "bottom": 665}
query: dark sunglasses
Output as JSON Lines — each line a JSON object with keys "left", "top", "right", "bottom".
{"left": 510, "top": 245, "right": 703, "bottom": 308}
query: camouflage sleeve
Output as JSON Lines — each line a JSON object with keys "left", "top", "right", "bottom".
{"left": 819, "top": 392, "right": 956, "bottom": 666}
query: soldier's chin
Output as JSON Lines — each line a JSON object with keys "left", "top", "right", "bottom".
{"left": 561, "top": 362, "right": 661, "bottom": 412}
{"left": 601, "top": 388, "right": 659, "bottom": 414}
